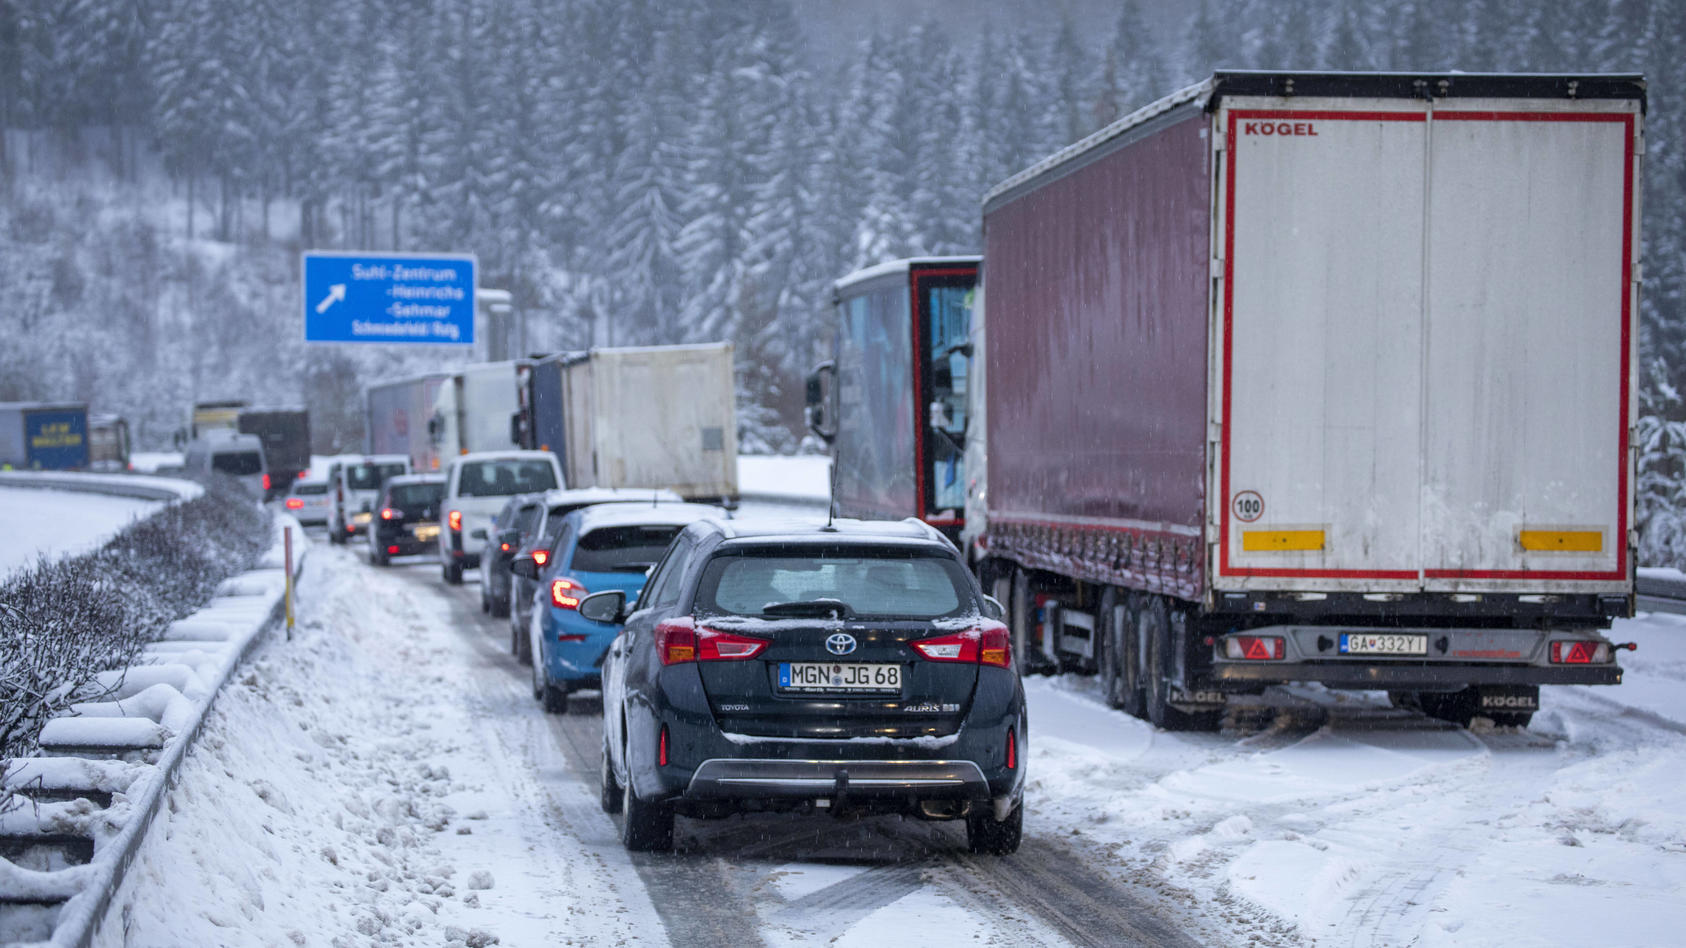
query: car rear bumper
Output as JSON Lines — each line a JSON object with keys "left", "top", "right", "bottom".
{"left": 685, "top": 757, "right": 993, "bottom": 801}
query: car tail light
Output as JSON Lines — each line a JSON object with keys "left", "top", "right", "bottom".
{"left": 1225, "top": 635, "right": 1285, "bottom": 660}
{"left": 696, "top": 629, "right": 769, "bottom": 661}
{"left": 346, "top": 523, "right": 356, "bottom": 534}
{"left": 297, "top": 470, "right": 307, "bottom": 479}
{"left": 557, "top": 633, "right": 586, "bottom": 643}
{"left": 380, "top": 508, "right": 396, "bottom": 520}
{"left": 285, "top": 498, "right": 303, "bottom": 510}
{"left": 912, "top": 621, "right": 1012, "bottom": 667}
{"left": 1006, "top": 727, "right": 1017, "bottom": 770}
{"left": 550, "top": 578, "right": 588, "bottom": 609}
{"left": 262, "top": 474, "right": 271, "bottom": 491}
{"left": 1550, "top": 640, "right": 1610, "bottom": 664}
{"left": 387, "top": 545, "right": 400, "bottom": 555}
{"left": 655, "top": 618, "right": 697, "bottom": 664}
{"left": 658, "top": 725, "right": 669, "bottom": 767}
{"left": 448, "top": 510, "right": 462, "bottom": 532}
{"left": 533, "top": 549, "right": 549, "bottom": 567}
{"left": 500, "top": 542, "right": 511, "bottom": 552}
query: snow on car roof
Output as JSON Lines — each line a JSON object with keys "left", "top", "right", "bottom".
{"left": 710, "top": 517, "right": 952, "bottom": 548}
{"left": 541, "top": 486, "right": 683, "bottom": 509}
{"left": 385, "top": 473, "right": 444, "bottom": 486}
{"left": 570, "top": 501, "right": 727, "bottom": 532}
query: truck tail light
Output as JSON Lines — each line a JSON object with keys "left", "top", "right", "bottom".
{"left": 550, "top": 578, "right": 588, "bottom": 609}
{"left": 912, "top": 621, "right": 1012, "bottom": 667}
{"left": 1550, "top": 640, "right": 1610, "bottom": 664}
{"left": 285, "top": 498, "right": 303, "bottom": 510}
{"left": 448, "top": 510, "right": 462, "bottom": 532}
{"left": 1225, "top": 635, "right": 1284, "bottom": 660}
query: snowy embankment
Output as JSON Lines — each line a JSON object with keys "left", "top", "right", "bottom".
{"left": 1024, "top": 610, "right": 1686, "bottom": 947}
{"left": 0, "top": 473, "right": 201, "bottom": 579}
{"left": 0, "top": 515, "right": 305, "bottom": 948}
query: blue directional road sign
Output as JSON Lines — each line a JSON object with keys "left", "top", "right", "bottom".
{"left": 303, "top": 251, "right": 477, "bottom": 344}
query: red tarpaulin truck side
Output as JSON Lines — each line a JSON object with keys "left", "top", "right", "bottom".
{"left": 973, "top": 71, "right": 1644, "bottom": 730}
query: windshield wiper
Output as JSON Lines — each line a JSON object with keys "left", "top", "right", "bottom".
{"left": 760, "top": 599, "right": 854, "bottom": 619}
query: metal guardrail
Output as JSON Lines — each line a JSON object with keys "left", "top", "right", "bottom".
{"left": 1636, "top": 572, "right": 1686, "bottom": 616}
{"left": 0, "top": 471, "right": 201, "bottom": 504}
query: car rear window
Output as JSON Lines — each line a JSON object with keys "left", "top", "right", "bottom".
{"left": 570, "top": 525, "right": 684, "bottom": 574}
{"left": 457, "top": 460, "right": 558, "bottom": 497}
{"left": 211, "top": 451, "right": 263, "bottom": 476}
{"left": 347, "top": 462, "right": 406, "bottom": 490}
{"left": 294, "top": 483, "right": 327, "bottom": 496}
{"left": 387, "top": 483, "right": 442, "bottom": 508}
{"left": 695, "top": 550, "right": 969, "bottom": 619}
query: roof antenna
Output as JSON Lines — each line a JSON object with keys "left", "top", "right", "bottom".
{"left": 822, "top": 456, "right": 839, "bottom": 532}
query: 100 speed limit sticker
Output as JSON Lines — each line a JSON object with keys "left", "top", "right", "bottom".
{"left": 1231, "top": 491, "right": 1264, "bottom": 523}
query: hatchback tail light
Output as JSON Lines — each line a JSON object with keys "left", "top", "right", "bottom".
{"left": 262, "top": 473, "right": 271, "bottom": 491}
{"left": 1550, "top": 640, "right": 1610, "bottom": 664}
{"left": 448, "top": 510, "right": 462, "bottom": 532}
{"left": 387, "top": 545, "right": 400, "bottom": 555}
{"left": 911, "top": 621, "right": 1012, "bottom": 668}
{"left": 654, "top": 618, "right": 768, "bottom": 665}
{"left": 1224, "top": 635, "right": 1285, "bottom": 660}
{"left": 285, "top": 498, "right": 303, "bottom": 510}
{"left": 532, "top": 549, "right": 549, "bottom": 567}
{"left": 550, "top": 578, "right": 588, "bottom": 609}
{"left": 380, "top": 507, "right": 396, "bottom": 520}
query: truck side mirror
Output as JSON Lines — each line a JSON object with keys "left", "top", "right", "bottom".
{"left": 805, "top": 360, "right": 837, "bottom": 444}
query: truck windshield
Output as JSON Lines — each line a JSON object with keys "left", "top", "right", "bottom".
{"left": 695, "top": 550, "right": 970, "bottom": 620}
{"left": 458, "top": 459, "right": 558, "bottom": 497}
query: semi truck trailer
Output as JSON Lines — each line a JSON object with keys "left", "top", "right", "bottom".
{"left": 365, "top": 373, "right": 451, "bottom": 472}
{"left": 972, "top": 71, "right": 1644, "bottom": 730}
{"left": 0, "top": 402, "right": 89, "bottom": 470}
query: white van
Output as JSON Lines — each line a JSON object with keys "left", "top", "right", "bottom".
{"left": 183, "top": 433, "right": 269, "bottom": 499}
{"left": 438, "top": 449, "right": 564, "bottom": 584}
{"left": 327, "top": 454, "right": 410, "bottom": 544}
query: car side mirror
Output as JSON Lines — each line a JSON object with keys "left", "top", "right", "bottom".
{"left": 510, "top": 552, "right": 539, "bottom": 580}
{"left": 578, "top": 590, "right": 627, "bottom": 625}
{"left": 982, "top": 595, "right": 1005, "bottom": 621}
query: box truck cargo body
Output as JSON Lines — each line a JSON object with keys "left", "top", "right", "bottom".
{"left": 238, "top": 408, "right": 311, "bottom": 494}
{"left": 429, "top": 361, "right": 527, "bottom": 462}
{"left": 0, "top": 402, "right": 90, "bottom": 470}
{"left": 365, "top": 373, "right": 450, "bottom": 472}
{"left": 975, "top": 72, "right": 1643, "bottom": 730}
{"left": 525, "top": 344, "right": 738, "bottom": 502}
{"left": 807, "top": 258, "right": 980, "bottom": 538}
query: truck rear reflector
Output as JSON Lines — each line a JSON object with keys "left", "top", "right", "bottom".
{"left": 1549, "top": 640, "right": 1610, "bottom": 664}
{"left": 1242, "top": 529, "right": 1325, "bottom": 552}
{"left": 1224, "top": 635, "right": 1284, "bottom": 660}
{"left": 1519, "top": 530, "right": 1603, "bottom": 552}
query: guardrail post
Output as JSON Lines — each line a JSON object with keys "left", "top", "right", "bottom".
{"left": 284, "top": 526, "right": 295, "bottom": 638}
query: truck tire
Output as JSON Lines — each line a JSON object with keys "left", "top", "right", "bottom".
{"left": 1143, "top": 599, "right": 1220, "bottom": 732}
{"left": 1009, "top": 568, "right": 1034, "bottom": 677}
{"left": 1099, "top": 589, "right": 1146, "bottom": 718}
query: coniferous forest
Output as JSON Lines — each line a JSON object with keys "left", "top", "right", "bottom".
{"left": 5, "top": 0, "right": 1686, "bottom": 560}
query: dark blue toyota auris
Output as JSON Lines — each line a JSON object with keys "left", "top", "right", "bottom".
{"left": 588, "top": 518, "right": 1026, "bottom": 854}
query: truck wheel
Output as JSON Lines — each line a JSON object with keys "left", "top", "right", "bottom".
{"left": 1008, "top": 568, "right": 1037, "bottom": 677}
{"left": 442, "top": 560, "right": 463, "bottom": 585}
{"left": 1416, "top": 689, "right": 1478, "bottom": 728}
{"left": 1099, "top": 589, "right": 1146, "bottom": 718}
{"left": 1143, "top": 599, "right": 1220, "bottom": 732}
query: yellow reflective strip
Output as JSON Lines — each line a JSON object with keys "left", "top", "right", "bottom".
{"left": 1518, "top": 530, "right": 1602, "bottom": 552}
{"left": 1242, "top": 529, "right": 1325, "bottom": 552}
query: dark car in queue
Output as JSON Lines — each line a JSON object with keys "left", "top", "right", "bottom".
{"left": 513, "top": 502, "right": 726, "bottom": 714}
{"left": 589, "top": 518, "right": 1025, "bottom": 855}
{"left": 368, "top": 474, "right": 446, "bottom": 566}
{"left": 504, "top": 487, "right": 684, "bottom": 665}
{"left": 480, "top": 494, "right": 545, "bottom": 618}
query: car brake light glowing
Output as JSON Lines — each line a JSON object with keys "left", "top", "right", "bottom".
{"left": 448, "top": 510, "right": 462, "bottom": 532}
{"left": 550, "top": 578, "right": 588, "bottom": 609}
{"left": 1006, "top": 727, "right": 1017, "bottom": 770}
{"left": 346, "top": 523, "right": 356, "bottom": 533}
{"left": 1225, "top": 635, "right": 1285, "bottom": 660}
{"left": 262, "top": 474, "right": 271, "bottom": 491}
{"left": 533, "top": 549, "right": 549, "bottom": 566}
{"left": 912, "top": 621, "right": 1012, "bottom": 667}
{"left": 659, "top": 725, "right": 669, "bottom": 767}
{"left": 1550, "top": 640, "right": 1609, "bottom": 664}
{"left": 500, "top": 542, "right": 511, "bottom": 552}
{"left": 387, "top": 545, "right": 400, "bottom": 555}
{"left": 380, "top": 508, "right": 396, "bottom": 520}
{"left": 285, "top": 498, "right": 303, "bottom": 509}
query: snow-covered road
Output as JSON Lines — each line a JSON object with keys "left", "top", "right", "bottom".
{"left": 106, "top": 519, "right": 1686, "bottom": 947}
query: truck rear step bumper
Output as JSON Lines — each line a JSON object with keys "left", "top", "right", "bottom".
{"left": 1211, "top": 662, "right": 1620, "bottom": 689}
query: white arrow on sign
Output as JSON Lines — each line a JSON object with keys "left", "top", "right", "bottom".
{"left": 315, "top": 283, "right": 346, "bottom": 314}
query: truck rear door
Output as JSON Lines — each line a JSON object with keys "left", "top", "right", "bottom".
{"left": 1213, "top": 95, "right": 1638, "bottom": 594}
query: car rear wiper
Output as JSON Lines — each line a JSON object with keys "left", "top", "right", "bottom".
{"left": 760, "top": 599, "right": 854, "bottom": 619}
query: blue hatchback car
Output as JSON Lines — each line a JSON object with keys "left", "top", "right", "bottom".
{"left": 516, "top": 502, "right": 726, "bottom": 713}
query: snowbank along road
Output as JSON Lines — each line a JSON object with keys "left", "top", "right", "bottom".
{"left": 105, "top": 514, "right": 1686, "bottom": 947}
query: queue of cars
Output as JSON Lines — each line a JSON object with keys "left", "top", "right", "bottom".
{"left": 284, "top": 443, "right": 1026, "bottom": 857}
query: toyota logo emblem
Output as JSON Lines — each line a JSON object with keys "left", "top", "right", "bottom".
{"left": 825, "top": 633, "right": 858, "bottom": 656}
